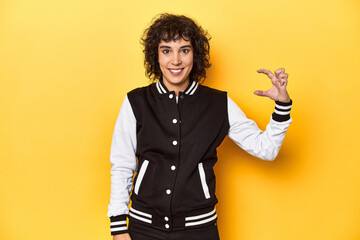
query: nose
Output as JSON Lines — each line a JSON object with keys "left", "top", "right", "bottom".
{"left": 171, "top": 52, "right": 182, "bottom": 66}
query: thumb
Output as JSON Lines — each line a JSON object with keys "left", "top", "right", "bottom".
{"left": 254, "top": 90, "right": 268, "bottom": 97}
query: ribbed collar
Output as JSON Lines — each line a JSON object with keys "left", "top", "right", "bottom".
{"left": 155, "top": 79, "right": 199, "bottom": 95}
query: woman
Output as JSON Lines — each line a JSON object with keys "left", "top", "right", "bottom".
{"left": 107, "top": 13, "right": 292, "bottom": 240}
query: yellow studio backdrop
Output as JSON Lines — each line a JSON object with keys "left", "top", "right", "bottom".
{"left": 0, "top": 0, "right": 359, "bottom": 239}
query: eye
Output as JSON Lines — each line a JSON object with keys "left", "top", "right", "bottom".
{"left": 181, "top": 49, "right": 190, "bottom": 54}
{"left": 162, "top": 49, "right": 170, "bottom": 54}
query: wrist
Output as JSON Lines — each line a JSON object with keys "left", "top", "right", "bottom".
{"left": 275, "top": 99, "right": 292, "bottom": 105}
{"left": 113, "top": 233, "right": 131, "bottom": 240}
{"left": 110, "top": 214, "right": 128, "bottom": 235}
{"left": 277, "top": 95, "right": 291, "bottom": 103}
{"left": 272, "top": 99, "right": 292, "bottom": 122}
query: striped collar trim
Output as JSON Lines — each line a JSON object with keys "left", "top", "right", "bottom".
{"left": 155, "top": 80, "right": 199, "bottom": 96}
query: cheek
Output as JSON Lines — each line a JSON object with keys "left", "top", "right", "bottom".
{"left": 158, "top": 62, "right": 168, "bottom": 75}
{"left": 186, "top": 55, "right": 194, "bottom": 67}
{"left": 158, "top": 58, "right": 166, "bottom": 69}
{"left": 158, "top": 52, "right": 165, "bottom": 64}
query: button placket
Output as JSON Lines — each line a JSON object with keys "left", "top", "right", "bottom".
{"left": 166, "top": 92, "right": 180, "bottom": 230}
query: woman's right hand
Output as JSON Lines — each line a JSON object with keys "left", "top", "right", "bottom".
{"left": 113, "top": 233, "right": 131, "bottom": 240}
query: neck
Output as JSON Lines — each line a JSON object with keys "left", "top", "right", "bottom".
{"left": 162, "top": 79, "right": 190, "bottom": 96}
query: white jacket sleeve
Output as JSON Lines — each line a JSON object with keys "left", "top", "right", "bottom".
{"left": 227, "top": 94, "right": 292, "bottom": 161}
{"left": 107, "top": 95, "right": 137, "bottom": 235}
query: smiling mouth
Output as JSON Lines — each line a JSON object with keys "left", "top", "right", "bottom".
{"left": 169, "top": 68, "right": 184, "bottom": 75}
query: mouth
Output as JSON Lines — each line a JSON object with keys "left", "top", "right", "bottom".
{"left": 168, "top": 68, "right": 184, "bottom": 76}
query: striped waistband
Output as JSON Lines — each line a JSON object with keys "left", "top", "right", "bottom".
{"left": 128, "top": 205, "right": 217, "bottom": 232}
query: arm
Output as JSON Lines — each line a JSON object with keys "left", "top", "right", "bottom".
{"left": 227, "top": 68, "right": 292, "bottom": 161}
{"left": 227, "top": 96, "right": 292, "bottom": 161}
{"left": 107, "top": 95, "right": 137, "bottom": 237}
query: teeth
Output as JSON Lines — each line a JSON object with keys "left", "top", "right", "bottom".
{"left": 170, "top": 69, "right": 182, "bottom": 73}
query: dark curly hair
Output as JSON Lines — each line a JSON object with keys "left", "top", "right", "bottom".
{"left": 141, "top": 13, "right": 211, "bottom": 83}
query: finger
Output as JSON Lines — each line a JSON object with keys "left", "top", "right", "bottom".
{"left": 279, "top": 73, "right": 287, "bottom": 83}
{"left": 284, "top": 76, "right": 289, "bottom": 86}
{"left": 254, "top": 90, "right": 268, "bottom": 97}
{"left": 278, "top": 72, "right": 287, "bottom": 77}
{"left": 275, "top": 68, "right": 285, "bottom": 77}
{"left": 257, "top": 69, "right": 276, "bottom": 83}
{"left": 278, "top": 73, "right": 288, "bottom": 86}
{"left": 279, "top": 73, "right": 288, "bottom": 79}
{"left": 280, "top": 79, "right": 288, "bottom": 87}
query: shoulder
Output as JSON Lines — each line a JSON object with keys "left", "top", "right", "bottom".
{"left": 127, "top": 83, "right": 155, "bottom": 99}
{"left": 198, "top": 84, "right": 228, "bottom": 96}
{"left": 196, "top": 84, "right": 228, "bottom": 110}
{"left": 127, "top": 84, "right": 151, "bottom": 95}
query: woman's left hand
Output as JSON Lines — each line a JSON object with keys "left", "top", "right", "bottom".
{"left": 254, "top": 68, "right": 291, "bottom": 103}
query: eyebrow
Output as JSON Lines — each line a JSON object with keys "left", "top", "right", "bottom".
{"left": 159, "top": 45, "right": 192, "bottom": 49}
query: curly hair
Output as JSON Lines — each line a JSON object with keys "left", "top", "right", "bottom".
{"left": 141, "top": 13, "right": 211, "bottom": 83}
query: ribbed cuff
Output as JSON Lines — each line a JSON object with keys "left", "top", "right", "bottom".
{"left": 272, "top": 99, "right": 292, "bottom": 122}
{"left": 110, "top": 214, "right": 128, "bottom": 235}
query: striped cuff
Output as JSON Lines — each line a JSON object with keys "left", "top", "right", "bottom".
{"left": 272, "top": 99, "right": 292, "bottom": 122}
{"left": 110, "top": 214, "right": 128, "bottom": 235}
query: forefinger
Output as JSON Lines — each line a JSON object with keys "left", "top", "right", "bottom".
{"left": 257, "top": 69, "right": 275, "bottom": 79}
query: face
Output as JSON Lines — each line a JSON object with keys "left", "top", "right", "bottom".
{"left": 158, "top": 37, "right": 194, "bottom": 92}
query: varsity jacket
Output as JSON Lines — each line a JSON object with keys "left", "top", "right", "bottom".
{"left": 107, "top": 79, "right": 292, "bottom": 235}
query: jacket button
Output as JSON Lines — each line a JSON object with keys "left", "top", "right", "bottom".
{"left": 165, "top": 224, "right": 169, "bottom": 229}
{"left": 164, "top": 216, "right": 169, "bottom": 221}
{"left": 166, "top": 189, "right": 171, "bottom": 194}
{"left": 169, "top": 94, "right": 174, "bottom": 99}
{"left": 171, "top": 165, "right": 176, "bottom": 171}
{"left": 172, "top": 140, "right": 178, "bottom": 146}
{"left": 180, "top": 95, "right": 184, "bottom": 100}
{"left": 172, "top": 119, "right": 177, "bottom": 124}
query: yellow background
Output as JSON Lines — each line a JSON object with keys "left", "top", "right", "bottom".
{"left": 1, "top": 0, "right": 359, "bottom": 239}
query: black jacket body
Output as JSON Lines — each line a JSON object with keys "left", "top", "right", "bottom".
{"left": 127, "top": 80, "right": 229, "bottom": 231}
